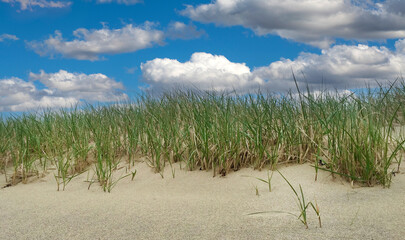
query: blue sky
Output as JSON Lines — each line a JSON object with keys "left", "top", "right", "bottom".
{"left": 1, "top": 0, "right": 405, "bottom": 112}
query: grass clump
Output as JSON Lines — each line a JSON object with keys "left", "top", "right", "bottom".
{"left": 278, "top": 170, "right": 321, "bottom": 228}
{"left": 0, "top": 82, "right": 404, "bottom": 191}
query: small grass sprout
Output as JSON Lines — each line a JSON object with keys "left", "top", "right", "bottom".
{"left": 244, "top": 170, "right": 274, "bottom": 192}
{"left": 277, "top": 170, "right": 321, "bottom": 228}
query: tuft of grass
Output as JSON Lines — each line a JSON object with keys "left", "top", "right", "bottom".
{"left": 244, "top": 170, "right": 274, "bottom": 192}
{"left": 277, "top": 170, "right": 321, "bottom": 228}
{"left": 247, "top": 170, "right": 321, "bottom": 229}
{"left": 1, "top": 81, "right": 405, "bottom": 191}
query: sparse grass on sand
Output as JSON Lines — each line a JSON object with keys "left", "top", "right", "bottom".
{"left": 1, "top": 82, "right": 404, "bottom": 192}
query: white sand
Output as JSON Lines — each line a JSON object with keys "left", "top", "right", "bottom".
{"left": 1, "top": 162, "right": 404, "bottom": 240}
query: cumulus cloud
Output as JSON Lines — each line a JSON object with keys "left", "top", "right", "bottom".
{"left": 28, "top": 23, "right": 164, "bottom": 60}
{"left": 253, "top": 42, "right": 405, "bottom": 91}
{"left": 166, "top": 21, "right": 206, "bottom": 40}
{"left": 1, "top": 0, "right": 71, "bottom": 11}
{"left": 96, "top": 0, "right": 141, "bottom": 4}
{"left": 395, "top": 39, "right": 405, "bottom": 54}
{"left": 181, "top": 0, "right": 405, "bottom": 48}
{"left": 0, "top": 77, "right": 77, "bottom": 112}
{"left": 141, "top": 40, "right": 405, "bottom": 92}
{"left": 29, "top": 70, "right": 127, "bottom": 101}
{"left": 0, "top": 70, "right": 127, "bottom": 112}
{"left": 141, "top": 52, "right": 263, "bottom": 92}
{"left": 0, "top": 34, "right": 18, "bottom": 42}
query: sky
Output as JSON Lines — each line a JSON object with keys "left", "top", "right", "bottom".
{"left": 1, "top": 0, "right": 405, "bottom": 112}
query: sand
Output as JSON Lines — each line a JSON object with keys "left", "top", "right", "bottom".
{"left": 1, "top": 162, "right": 404, "bottom": 240}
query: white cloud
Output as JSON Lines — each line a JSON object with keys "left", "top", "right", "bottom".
{"left": 166, "top": 21, "right": 206, "bottom": 40}
{"left": 0, "top": 34, "right": 18, "bottom": 42}
{"left": 1, "top": 0, "right": 71, "bottom": 11}
{"left": 141, "top": 52, "right": 263, "bottom": 92}
{"left": 29, "top": 70, "right": 127, "bottom": 101}
{"left": 0, "top": 77, "right": 77, "bottom": 112}
{"left": 0, "top": 70, "right": 127, "bottom": 112}
{"left": 253, "top": 42, "right": 405, "bottom": 91}
{"left": 395, "top": 39, "right": 405, "bottom": 54}
{"left": 181, "top": 0, "right": 405, "bottom": 48}
{"left": 96, "top": 0, "right": 141, "bottom": 4}
{"left": 140, "top": 40, "right": 405, "bottom": 92}
{"left": 28, "top": 23, "right": 164, "bottom": 60}
{"left": 289, "top": 89, "right": 355, "bottom": 101}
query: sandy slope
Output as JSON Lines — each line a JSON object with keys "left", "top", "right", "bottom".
{"left": 1, "top": 162, "right": 404, "bottom": 240}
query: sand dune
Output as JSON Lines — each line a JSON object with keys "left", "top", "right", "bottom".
{"left": 1, "top": 162, "right": 404, "bottom": 240}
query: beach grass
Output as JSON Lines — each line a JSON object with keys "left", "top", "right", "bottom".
{"left": 1, "top": 82, "right": 404, "bottom": 191}
{"left": 278, "top": 169, "right": 322, "bottom": 228}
